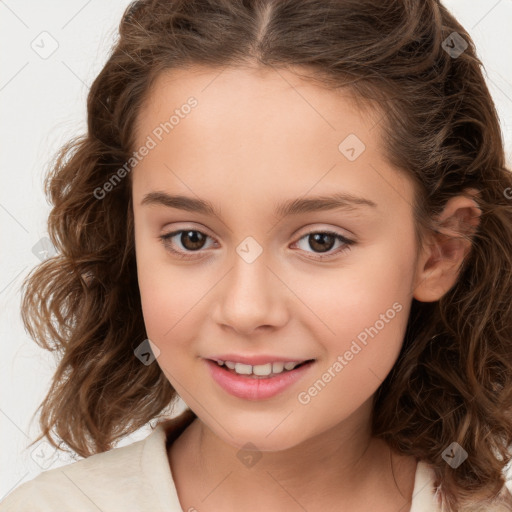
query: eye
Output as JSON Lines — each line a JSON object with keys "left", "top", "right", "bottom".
{"left": 291, "top": 230, "right": 354, "bottom": 260}
{"left": 159, "top": 229, "right": 216, "bottom": 259}
{"left": 159, "top": 228, "right": 355, "bottom": 261}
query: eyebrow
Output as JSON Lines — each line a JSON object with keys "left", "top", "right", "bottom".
{"left": 140, "top": 191, "right": 377, "bottom": 217}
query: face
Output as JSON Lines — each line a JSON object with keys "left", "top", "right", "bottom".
{"left": 131, "top": 65, "right": 420, "bottom": 451}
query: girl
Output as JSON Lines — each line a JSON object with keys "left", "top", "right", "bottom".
{"left": 2, "top": 0, "right": 512, "bottom": 510}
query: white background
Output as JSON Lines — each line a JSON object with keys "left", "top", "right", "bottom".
{"left": 1, "top": 0, "right": 511, "bottom": 500}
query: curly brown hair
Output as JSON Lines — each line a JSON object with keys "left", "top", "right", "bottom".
{"left": 21, "top": 0, "right": 512, "bottom": 510}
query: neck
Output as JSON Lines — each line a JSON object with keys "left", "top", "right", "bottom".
{"left": 169, "top": 407, "right": 417, "bottom": 511}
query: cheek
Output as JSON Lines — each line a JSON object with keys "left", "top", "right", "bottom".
{"left": 137, "top": 262, "right": 203, "bottom": 343}
{"left": 135, "top": 255, "right": 207, "bottom": 389}
{"left": 301, "top": 239, "right": 413, "bottom": 328}
{"left": 294, "top": 235, "right": 415, "bottom": 386}
{"left": 134, "top": 231, "right": 215, "bottom": 360}
{"left": 134, "top": 226, "right": 188, "bottom": 342}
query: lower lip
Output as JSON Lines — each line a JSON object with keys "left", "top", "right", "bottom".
{"left": 205, "top": 359, "right": 315, "bottom": 401}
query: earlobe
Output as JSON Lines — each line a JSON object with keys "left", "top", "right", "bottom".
{"left": 413, "top": 188, "right": 482, "bottom": 303}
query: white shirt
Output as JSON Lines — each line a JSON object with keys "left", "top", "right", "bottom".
{"left": 0, "top": 410, "right": 450, "bottom": 512}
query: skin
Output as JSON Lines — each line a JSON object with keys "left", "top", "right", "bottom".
{"left": 131, "top": 65, "right": 481, "bottom": 511}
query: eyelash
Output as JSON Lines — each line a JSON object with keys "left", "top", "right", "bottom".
{"left": 159, "top": 228, "right": 355, "bottom": 261}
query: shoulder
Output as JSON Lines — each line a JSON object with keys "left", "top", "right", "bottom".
{"left": 0, "top": 409, "right": 196, "bottom": 512}
{"left": 0, "top": 436, "right": 148, "bottom": 511}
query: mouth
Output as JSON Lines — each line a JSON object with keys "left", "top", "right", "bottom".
{"left": 209, "top": 358, "right": 316, "bottom": 379}
{"left": 204, "top": 358, "right": 316, "bottom": 401}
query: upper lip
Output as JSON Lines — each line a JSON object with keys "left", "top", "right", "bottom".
{"left": 206, "top": 354, "right": 315, "bottom": 365}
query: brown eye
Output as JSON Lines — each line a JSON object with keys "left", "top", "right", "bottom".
{"left": 308, "top": 233, "right": 336, "bottom": 253}
{"left": 159, "top": 229, "right": 213, "bottom": 258}
{"left": 177, "top": 230, "right": 207, "bottom": 251}
{"left": 293, "top": 230, "right": 355, "bottom": 260}
{"left": 159, "top": 228, "right": 354, "bottom": 261}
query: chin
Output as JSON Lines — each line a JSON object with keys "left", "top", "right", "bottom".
{"left": 209, "top": 421, "right": 305, "bottom": 453}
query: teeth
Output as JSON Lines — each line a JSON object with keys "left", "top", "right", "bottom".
{"left": 234, "top": 362, "right": 252, "bottom": 375}
{"left": 253, "top": 363, "right": 272, "bottom": 376}
{"left": 215, "top": 359, "right": 307, "bottom": 376}
{"left": 272, "top": 362, "right": 284, "bottom": 373}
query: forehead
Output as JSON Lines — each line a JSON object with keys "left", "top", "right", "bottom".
{"left": 134, "top": 64, "right": 380, "bottom": 149}
{"left": 131, "top": 65, "right": 415, "bottom": 218}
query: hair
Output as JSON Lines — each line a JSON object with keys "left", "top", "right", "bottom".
{"left": 20, "top": 0, "right": 512, "bottom": 510}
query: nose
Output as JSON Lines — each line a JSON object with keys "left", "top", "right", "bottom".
{"left": 212, "top": 254, "right": 290, "bottom": 336}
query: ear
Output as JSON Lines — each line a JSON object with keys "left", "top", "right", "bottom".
{"left": 413, "top": 188, "right": 482, "bottom": 303}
